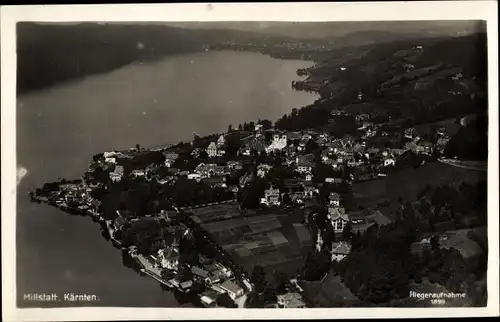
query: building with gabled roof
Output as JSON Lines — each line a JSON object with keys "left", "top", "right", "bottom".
{"left": 328, "top": 207, "right": 349, "bottom": 233}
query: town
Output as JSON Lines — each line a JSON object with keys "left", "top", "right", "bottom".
{"left": 30, "top": 34, "right": 488, "bottom": 308}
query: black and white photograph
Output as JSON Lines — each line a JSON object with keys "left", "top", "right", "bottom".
{"left": 1, "top": 2, "right": 499, "bottom": 321}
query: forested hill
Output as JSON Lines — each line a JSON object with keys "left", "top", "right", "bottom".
{"left": 277, "top": 32, "right": 488, "bottom": 132}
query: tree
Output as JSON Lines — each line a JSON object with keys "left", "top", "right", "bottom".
{"left": 136, "top": 143, "right": 141, "bottom": 150}
{"left": 282, "top": 193, "right": 292, "bottom": 206}
{"left": 430, "top": 235, "right": 440, "bottom": 252}
{"left": 216, "top": 293, "right": 237, "bottom": 308}
{"left": 228, "top": 124, "right": 233, "bottom": 132}
{"left": 270, "top": 270, "right": 289, "bottom": 294}
{"left": 250, "top": 265, "right": 267, "bottom": 293}
{"left": 342, "top": 221, "right": 353, "bottom": 241}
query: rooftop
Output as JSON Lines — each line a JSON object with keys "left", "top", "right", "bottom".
{"left": 220, "top": 280, "right": 244, "bottom": 294}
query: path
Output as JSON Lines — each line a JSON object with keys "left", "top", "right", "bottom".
{"left": 236, "top": 293, "right": 247, "bottom": 308}
{"left": 438, "top": 158, "right": 487, "bottom": 171}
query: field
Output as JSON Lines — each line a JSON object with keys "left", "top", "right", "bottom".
{"left": 351, "top": 161, "right": 486, "bottom": 219}
{"left": 192, "top": 206, "right": 313, "bottom": 279}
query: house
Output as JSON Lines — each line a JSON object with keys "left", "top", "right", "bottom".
{"left": 325, "top": 177, "right": 344, "bottom": 184}
{"left": 302, "top": 133, "right": 312, "bottom": 141}
{"left": 113, "top": 216, "right": 126, "bottom": 232}
{"left": 131, "top": 169, "right": 146, "bottom": 177}
{"left": 451, "top": 72, "right": 464, "bottom": 81}
{"left": 287, "top": 131, "right": 302, "bottom": 141}
{"left": 226, "top": 160, "right": 242, "bottom": 171}
{"left": 217, "top": 135, "right": 226, "bottom": 148}
{"left": 206, "top": 142, "right": 218, "bottom": 158}
{"left": 261, "top": 187, "right": 280, "bottom": 206}
{"left": 255, "top": 124, "right": 264, "bottom": 132}
{"left": 329, "top": 192, "right": 342, "bottom": 207}
{"left": 157, "top": 247, "right": 180, "bottom": 270}
{"left": 404, "top": 127, "right": 418, "bottom": 139}
{"left": 109, "top": 165, "right": 125, "bottom": 182}
{"left": 304, "top": 172, "right": 313, "bottom": 182}
{"left": 200, "top": 291, "right": 218, "bottom": 307}
{"left": 257, "top": 164, "right": 272, "bottom": 178}
{"left": 242, "top": 278, "right": 253, "bottom": 292}
{"left": 416, "top": 140, "right": 433, "bottom": 155}
{"left": 191, "top": 266, "right": 210, "bottom": 281}
{"left": 414, "top": 81, "right": 429, "bottom": 91}
{"left": 163, "top": 152, "right": 179, "bottom": 167}
{"left": 436, "top": 136, "right": 451, "bottom": 154}
{"left": 238, "top": 172, "right": 254, "bottom": 187}
{"left": 330, "top": 242, "right": 352, "bottom": 262}
{"left": 103, "top": 151, "right": 117, "bottom": 158}
{"left": 180, "top": 280, "right": 193, "bottom": 292}
{"left": 384, "top": 156, "right": 396, "bottom": 167}
{"left": 328, "top": 207, "right": 349, "bottom": 233}
{"left": 355, "top": 113, "right": 370, "bottom": 124}
{"left": 187, "top": 173, "right": 202, "bottom": 181}
{"left": 277, "top": 292, "right": 307, "bottom": 308}
{"left": 219, "top": 280, "right": 245, "bottom": 300}
{"left": 296, "top": 154, "right": 315, "bottom": 173}
{"left": 266, "top": 133, "right": 288, "bottom": 152}
{"left": 105, "top": 157, "right": 117, "bottom": 164}
{"left": 330, "top": 109, "right": 346, "bottom": 116}
{"left": 303, "top": 186, "right": 317, "bottom": 199}
{"left": 404, "top": 63, "right": 415, "bottom": 72}
{"left": 203, "top": 176, "right": 227, "bottom": 188}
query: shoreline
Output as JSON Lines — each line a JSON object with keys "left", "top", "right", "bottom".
{"left": 29, "top": 194, "right": 223, "bottom": 308}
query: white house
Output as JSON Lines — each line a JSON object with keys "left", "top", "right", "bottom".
{"left": 105, "top": 157, "right": 117, "bottom": 164}
{"left": 157, "top": 247, "right": 180, "bottom": 270}
{"left": 266, "top": 134, "right": 288, "bottom": 153}
{"left": 206, "top": 142, "right": 218, "bottom": 158}
{"left": 219, "top": 280, "right": 245, "bottom": 300}
{"left": 305, "top": 172, "right": 313, "bottom": 182}
{"left": 384, "top": 157, "right": 396, "bottom": 167}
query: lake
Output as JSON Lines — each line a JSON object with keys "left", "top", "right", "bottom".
{"left": 16, "top": 50, "right": 317, "bottom": 307}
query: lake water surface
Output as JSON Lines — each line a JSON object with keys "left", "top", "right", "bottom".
{"left": 16, "top": 50, "right": 317, "bottom": 307}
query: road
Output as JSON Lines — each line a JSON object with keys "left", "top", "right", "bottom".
{"left": 438, "top": 158, "right": 487, "bottom": 171}
{"left": 236, "top": 293, "right": 247, "bottom": 308}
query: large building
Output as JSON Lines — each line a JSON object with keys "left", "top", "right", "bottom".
{"left": 266, "top": 134, "right": 288, "bottom": 153}
{"left": 206, "top": 142, "right": 218, "bottom": 158}
{"left": 261, "top": 187, "right": 280, "bottom": 206}
{"left": 328, "top": 207, "right": 350, "bottom": 233}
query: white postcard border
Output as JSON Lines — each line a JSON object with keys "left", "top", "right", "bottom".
{"left": 1, "top": 1, "right": 498, "bottom": 321}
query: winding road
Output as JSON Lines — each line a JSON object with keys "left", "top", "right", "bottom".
{"left": 438, "top": 158, "right": 487, "bottom": 171}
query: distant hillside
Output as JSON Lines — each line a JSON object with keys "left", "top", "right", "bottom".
{"left": 16, "top": 21, "right": 486, "bottom": 95}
